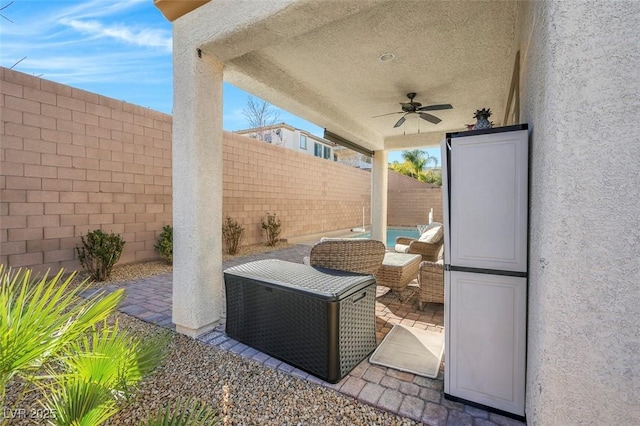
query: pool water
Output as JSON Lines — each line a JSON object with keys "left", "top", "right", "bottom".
{"left": 351, "top": 227, "right": 420, "bottom": 247}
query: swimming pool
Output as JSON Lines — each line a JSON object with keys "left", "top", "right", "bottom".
{"left": 350, "top": 227, "right": 420, "bottom": 247}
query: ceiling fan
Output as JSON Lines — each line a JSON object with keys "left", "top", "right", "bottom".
{"left": 373, "top": 93, "right": 453, "bottom": 128}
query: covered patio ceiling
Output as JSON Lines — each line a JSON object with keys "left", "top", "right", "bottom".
{"left": 156, "top": 0, "right": 519, "bottom": 152}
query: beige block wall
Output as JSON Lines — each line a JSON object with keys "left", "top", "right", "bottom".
{"left": 1, "top": 67, "right": 436, "bottom": 273}
{"left": 387, "top": 188, "right": 442, "bottom": 227}
{"left": 388, "top": 170, "right": 442, "bottom": 227}
{"left": 222, "top": 132, "right": 371, "bottom": 245}
{"left": 1, "top": 68, "right": 172, "bottom": 273}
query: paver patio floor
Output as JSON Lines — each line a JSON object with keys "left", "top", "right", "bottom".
{"left": 82, "top": 244, "right": 524, "bottom": 425}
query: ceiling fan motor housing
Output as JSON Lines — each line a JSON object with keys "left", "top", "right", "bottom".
{"left": 401, "top": 92, "right": 421, "bottom": 112}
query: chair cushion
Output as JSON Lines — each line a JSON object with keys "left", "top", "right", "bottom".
{"left": 382, "top": 252, "right": 422, "bottom": 267}
{"left": 418, "top": 222, "right": 443, "bottom": 244}
{"left": 394, "top": 243, "right": 410, "bottom": 253}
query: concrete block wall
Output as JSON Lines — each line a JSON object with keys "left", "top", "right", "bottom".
{"left": 1, "top": 68, "right": 172, "bottom": 273}
{"left": 387, "top": 188, "right": 442, "bottom": 227}
{"left": 222, "top": 132, "right": 371, "bottom": 245}
{"left": 1, "top": 67, "right": 437, "bottom": 272}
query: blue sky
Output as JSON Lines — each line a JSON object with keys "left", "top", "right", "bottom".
{"left": 0, "top": 0, "right": 439, "bottom": 164}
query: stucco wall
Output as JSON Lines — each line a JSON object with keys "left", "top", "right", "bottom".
{"left": 519, "top": 1, "right": 640, "bottom": 424}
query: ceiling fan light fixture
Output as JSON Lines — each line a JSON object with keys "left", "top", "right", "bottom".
{"left": 378, "top": 52, "right": 395, "bottom": 62}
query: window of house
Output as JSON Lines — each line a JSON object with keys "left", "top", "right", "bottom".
{"left": 314, "top": 142, "right": 322, "bottom": 157}
{"left": 264, "top": 132, "right": 272, "bottom": 143}
{"left": 323, "top": 146, "right": 331, "bottom": 159}
{"left": 300, "top": 134, "right": 307, "bottom": 150}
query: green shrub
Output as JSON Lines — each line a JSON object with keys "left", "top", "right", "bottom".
{"left": 261, "top": 212, "right": 281, "bottom": 246}
{"left": 418, "top": 169, "right": 442, "bottom": 186}
{"left": 76, "top": 229, "right": 126, "bottom": 281}
{"left": 222, "top": 217, "right": 244, "bottom": 255}
{"left": 154, "top": 225, "right": 173, "bottom": 264}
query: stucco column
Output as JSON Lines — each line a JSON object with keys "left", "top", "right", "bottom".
{"left": 171, "top": 36, "right": 224, "bottom": 337}
{"left": 370, "top": 150, "right": 388, "bottom": 243}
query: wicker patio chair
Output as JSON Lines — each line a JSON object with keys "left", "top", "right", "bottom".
{"left": 305, "top": 238, "right": 386, "bottom": 275}
{"left": 417, "top": 245, "right": 445, "bottom": 308}
{"left": 395, "top": 222, "right": 444, "bottom": 261}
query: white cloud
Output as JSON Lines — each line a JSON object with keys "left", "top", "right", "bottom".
{"left": 51, "top": 0, "right": 146, "bottom": 22}
{"left": 60, "top": 18, "right": 172, "bottom": 52}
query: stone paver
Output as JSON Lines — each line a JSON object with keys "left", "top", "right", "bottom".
{"left": 290, "top": 368, "right": 309, "bottom": 380}
{"left": 276, "top": 362, "right": 295, "bottom": 373}
{"left": 377, "top": 388, "right": 404, "bottom": 412}
{"left": 399, "top": 381, "right": 421, "bottom": 397}
{"left": 362, "top": 365, "right": 386, "bottom": 384}
{"left": 358, "top": 382, "right": 385, "bottom": 405}
{"left": 339, "top": 376, "right": 366, "bottom": 398}
{"left": 421, "top": 402, "right": 449, "bottom": 426}
{"left": 419, "top": 387, "right": 442, "bottom": 404}
{"left": 380, "top": 375, "right": 402, "bottom": 390}
{"left": 447, "top": 409, "right": 474, "bottom": 426}
{"left": 489, "top": 413, "right": 527, "bottom": 426}
{"left": 83, "top": 244, "right": 525, "bottom": 425}
{"left": 398, "top": 395, "right": 425, "bottom": 422}
{"left": 464, "top": 405, "right": 490, "bottom": 419}
{"left": 263, "top": 357, "right": 281, "bottom": 369}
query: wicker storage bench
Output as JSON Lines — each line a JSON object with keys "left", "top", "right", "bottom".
{"left": 376, "top": 252, "right": 422, "bottom": 291}
{"left": 223, "top": 259, "right": 377, "bottom": 383}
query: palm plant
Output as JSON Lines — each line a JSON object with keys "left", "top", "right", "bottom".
{"left": 389, "top": 149, "right": 442, "bottom": 186}
{"left": 0, "top": 266, "right": 172, "bottom": 426}
{"left": 401, "top": 149, "right": 428, "bottom": 177}
{"left": 0, "top": 266, "right": 123, "bottom": 404}
{"left": 44, "top": 323, "right": 170, "bottom": 426}
{"left": 389, "top": 160, "right": 416, "bottom": 177}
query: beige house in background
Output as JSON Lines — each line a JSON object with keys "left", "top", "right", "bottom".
{"left": 154, "top": 1, "right": 639, "bottom": 425}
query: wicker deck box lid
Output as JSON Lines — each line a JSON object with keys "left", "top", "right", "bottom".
{"left": 223, "top": 259, "right": 375, "bottom": 301}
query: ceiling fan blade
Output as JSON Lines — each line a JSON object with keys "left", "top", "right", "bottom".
{"left": 393, "top": 115, "right": 407, "bottom": 128}
{"left": 419, "top": 113, "right": 442, "bottom": 124}
{"left": 417, "top": 104, "right": 453, "bottom": 112}
{"left": 372, "top": 111, "right": 403, "bottom": 118}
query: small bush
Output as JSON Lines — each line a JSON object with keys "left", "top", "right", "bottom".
{"left": 261, "top": 212, "right": 281, "bottom": 246}
{"left": 154, "top": 225, "right": 173, "bottom": 264}
{"left": 76, "top": 229, "right": 126, "bottom": 281}
{"left": 222, "top": 217, "right": 244, "bottom": 255}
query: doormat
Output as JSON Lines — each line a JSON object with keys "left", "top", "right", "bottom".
{"left": 369, "top": 324, "right": 444, "bottom": 379}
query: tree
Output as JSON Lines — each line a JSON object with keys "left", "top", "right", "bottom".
{"left": 389, "top": 149, "right": 442, "bottom": 186}
{"left": 401, "top": 149, "right": 427, "bottom": 178}
{"left": 241, "top": 96, "right": 282, "bottom": 143}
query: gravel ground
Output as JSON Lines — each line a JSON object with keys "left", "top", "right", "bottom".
{"left": 108, "top": 315, "right": 419, "bottom": 426}
{"left": 5, "top": 243, "right": 420, "bottom": 425}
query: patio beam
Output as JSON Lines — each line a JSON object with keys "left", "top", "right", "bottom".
{"left": 171, "top": 27, "right": 224, "bottom": 337}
